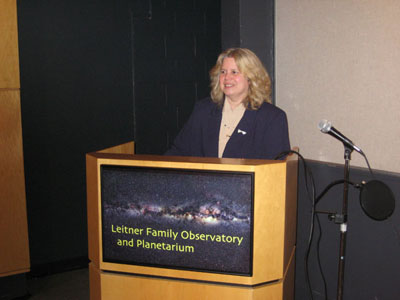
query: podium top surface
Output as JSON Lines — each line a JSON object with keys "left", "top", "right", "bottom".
{"left": 87, "top": 152, "right": 288, "bottom": 166}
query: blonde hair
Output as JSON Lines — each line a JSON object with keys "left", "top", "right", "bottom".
{"left": 209, "top": 48, "right": 271, "bottom": 110}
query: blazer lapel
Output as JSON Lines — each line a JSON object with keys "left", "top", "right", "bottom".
{"left": 223, "top": 109, "right": 257, "bottom": 158}
{"left": 203, "top": 104, "right": 222, "bottom": 157}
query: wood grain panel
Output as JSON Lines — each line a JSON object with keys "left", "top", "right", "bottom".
{"left": 252, "top": 163, "right": 287, "bottom": 282}
{"left": 0, "top": 90, "right": 30, "bottom": 276}
{"left": 96, "top": 141, "right": 135, "bottom": 155}
{"left": 89, "top": 253, "right": 296, "bottom": 300}
{"left": 90, "top": 262, "right": 289, "bottom": 300}
{"left": 0, "top": 0, "right": 20, "bottom": 88}
{"left": 283, "top": 152, "right": 298, "bottom": 272}
{"left": 86, "top": 154, "right": 101, "bottom": 268}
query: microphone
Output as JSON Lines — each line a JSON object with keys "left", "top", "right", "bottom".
{"left": 318, "top": 120, "right": 363, "bottom": 154}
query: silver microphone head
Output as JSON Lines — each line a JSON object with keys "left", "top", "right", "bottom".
{"left": 318, "top": 119, "right": 331, "bottom": 133}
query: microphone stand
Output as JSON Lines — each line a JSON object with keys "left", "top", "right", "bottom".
{"left": 336, "top": 146, "right": 352, "bottom": 300}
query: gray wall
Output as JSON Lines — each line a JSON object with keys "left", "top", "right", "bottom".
{"left": 276, "top": 0, "right": 400, "bottom": 173}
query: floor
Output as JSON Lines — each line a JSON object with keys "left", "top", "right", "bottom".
{"left": 23, "top": 268, "right": 89, "bottom": 300}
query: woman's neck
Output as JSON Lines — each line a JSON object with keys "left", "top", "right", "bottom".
{"left": 225, "top": 96, "right": 245, "bottom": 110}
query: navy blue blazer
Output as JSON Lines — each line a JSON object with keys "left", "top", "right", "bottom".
{"left": 165, "top": 97, "right": 290, "bottom": 160}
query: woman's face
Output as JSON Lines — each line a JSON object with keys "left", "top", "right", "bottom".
{"left": 219, "top": 57, "right": 249, "bottom": 107}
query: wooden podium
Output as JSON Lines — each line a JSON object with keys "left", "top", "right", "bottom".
{"left": 86, "top": 144, "right": 298, "bottom": 300}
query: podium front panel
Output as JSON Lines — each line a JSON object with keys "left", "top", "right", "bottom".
{"left": 87, "top": 154, "right": 295, "bottom": 287}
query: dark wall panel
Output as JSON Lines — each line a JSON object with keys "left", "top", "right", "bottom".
{"left": 295, "top": 160, "right": 400, "bottom": 300}
{"left": 239, "top": 0, "right": 275, "bottom": 101}
{"left": 17, "top": 0, "right": 134, "bottom": 272}
{"left": 221, "top": 0, "right": 275, "bottom": 102}
{"left": 17, "top": 0, "right": 221, "bottom": 273}
{"left": 132, "top": 0, "right": 221, "bottom": 155}
{"left": 221, "top": 0, "right": 240, "bottom": 49}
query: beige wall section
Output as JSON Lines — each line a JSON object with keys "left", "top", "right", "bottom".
{"left": 276, "top": 0, "right": 400, "bottom": 173}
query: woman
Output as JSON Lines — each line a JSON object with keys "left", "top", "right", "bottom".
{"left": 165, "top": 48, "right": 290, "bottom": 159}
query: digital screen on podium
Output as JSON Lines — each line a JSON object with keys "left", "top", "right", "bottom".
{"left": 100, "top": 165, "right": 254, "bottom": 276}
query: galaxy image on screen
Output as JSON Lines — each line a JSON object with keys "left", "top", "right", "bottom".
{"left": 101, "top": 165, "right": 254, "bottom": 275}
